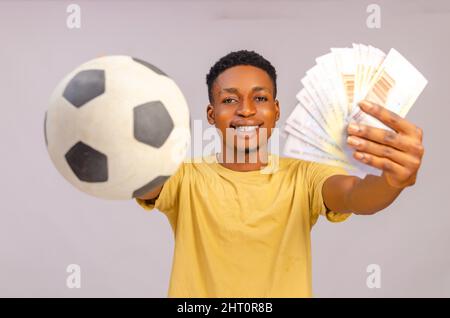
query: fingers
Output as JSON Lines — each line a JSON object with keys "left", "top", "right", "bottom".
{"left": 352, "top": 150, "right": 411, "bottom": 180}
{"left": 359, "top": 100, "right": 421, "bottom": 137}
{"left": 347, "top": 122, "right": 423, "bottom": 155}
{"left": 350, "top": 101, "right": 425, "bottom": 189}
{"left": 347, "top": 135, "right": 421, "bottom": 169}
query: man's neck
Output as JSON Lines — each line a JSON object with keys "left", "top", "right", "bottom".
{"left": 217, "top": 145, "right": 269, "bottom": 172}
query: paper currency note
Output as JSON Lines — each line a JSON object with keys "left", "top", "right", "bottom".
{"left": 351, "top": 48, "right": 428, "bottom": 129}
{"left": 285, "top": 104, "right": 345, "bottom": 158}
{"left": 283, "top": 134, "right": 352, "bottom": 169}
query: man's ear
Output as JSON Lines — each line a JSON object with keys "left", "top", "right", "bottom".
{"left": 207, "top": 104, "right": 215, "bottom": 125}
{"left": 274, "top": 99, "right": 280, "bottom": 121}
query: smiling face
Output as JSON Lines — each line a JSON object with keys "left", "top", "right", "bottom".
{"left": 206, "top": 65, "right": 280, "bottom": 157}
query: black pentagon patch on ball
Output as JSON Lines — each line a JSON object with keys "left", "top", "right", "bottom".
{"left": 65, "top": 141, "right": 108, "bottom": 182}
{"left": 132, "top": 175, "right": 170, "bottom": 198}
{"left": 63, "top": 69, "right": 105, "bottom": 108}
{"left": 134, "top": 101, "right": 174, "bottom": 148}
{"left": 132, "top": 57, "right": 167, "bottom": 77}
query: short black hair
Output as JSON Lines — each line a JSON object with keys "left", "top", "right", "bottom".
{"left": 206, "top": 50, "right": 277, "bottom": 104}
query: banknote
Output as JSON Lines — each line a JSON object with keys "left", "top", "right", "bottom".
{"left": 283, "top": 44, "right": 427, "bottom": 178}
{"left": 283, "top": 134, "right": 353, "bottom": 170}
{"left": 350, "top": 48, "right": 428, "bottom": 129}
{"left": 284, "top": 103, "right": 345, "bottom": 159}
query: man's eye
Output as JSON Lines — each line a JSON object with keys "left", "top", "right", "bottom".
{"left": 256, "top": 96, "right": 268, "bottom": 102}
{"left": 223, "top": 98, "right": 236, "bottom": 104}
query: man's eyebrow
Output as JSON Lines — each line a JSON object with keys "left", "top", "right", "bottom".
{"left": 219, "top": 86, "right": 271, "bottom": 95}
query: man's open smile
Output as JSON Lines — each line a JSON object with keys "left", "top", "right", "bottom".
{"left": 230, "top": 120, "right": 264, "bottom": 138}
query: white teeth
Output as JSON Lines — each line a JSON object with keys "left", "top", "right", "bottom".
{"left": 235, "top": 125, "right": 258, "bottom": 132}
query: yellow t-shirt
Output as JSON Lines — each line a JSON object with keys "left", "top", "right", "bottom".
{"left": 136, "top": 153, "right": 351, "bottom": 297}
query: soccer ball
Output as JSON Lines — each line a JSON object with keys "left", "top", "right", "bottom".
{"left": 45, "top": 56, "right": 191, "bottom": 200}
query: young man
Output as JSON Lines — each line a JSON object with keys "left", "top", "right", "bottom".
{"left": 136, "top": 50, "right": 424, "bottom": 297}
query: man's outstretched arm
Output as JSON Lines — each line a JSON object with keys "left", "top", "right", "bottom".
{"left": 322, "top": 100, "right": 425, "bottom": 216}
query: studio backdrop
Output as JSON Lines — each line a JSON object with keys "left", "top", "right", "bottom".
{"left": 0, "top": 0, "right": 448, "bottom": 297}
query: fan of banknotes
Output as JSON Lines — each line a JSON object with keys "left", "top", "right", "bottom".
{"left": 282, "top": 44, "right": 428, "bottom": 177}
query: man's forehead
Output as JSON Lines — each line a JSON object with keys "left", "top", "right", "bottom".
{"left": 219, "top": 86, "right": 271, "bottom": 94}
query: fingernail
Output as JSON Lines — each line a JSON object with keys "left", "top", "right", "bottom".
{"left": 347, "top": 136, "right": 360, "bottom": 146}
{"left": 355, "top": 152, "right": 365, "bottom": 160}
{"left": 348, "top": 123, "right": 360, "bottom": 133}
{"left": 360, "top": 101, "right": 373, "bottom": 110}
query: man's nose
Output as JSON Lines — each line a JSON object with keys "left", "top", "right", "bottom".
{"left": 236, "top": 98, "right": 256, "bottom": 117}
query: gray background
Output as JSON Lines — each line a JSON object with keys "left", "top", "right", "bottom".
{"left": 0, "top": 0, "right": 449, "bottom": 297}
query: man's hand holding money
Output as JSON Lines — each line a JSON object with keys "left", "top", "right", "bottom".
{"left": 347, "top": 100, "right": 424, "bottom": 189}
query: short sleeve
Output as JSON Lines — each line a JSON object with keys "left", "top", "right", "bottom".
{"left": 135, "top": 162, "right": 185, "bottom": 217}
{"left": 306, "top": 161, "right": 352, "bottom": 226}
